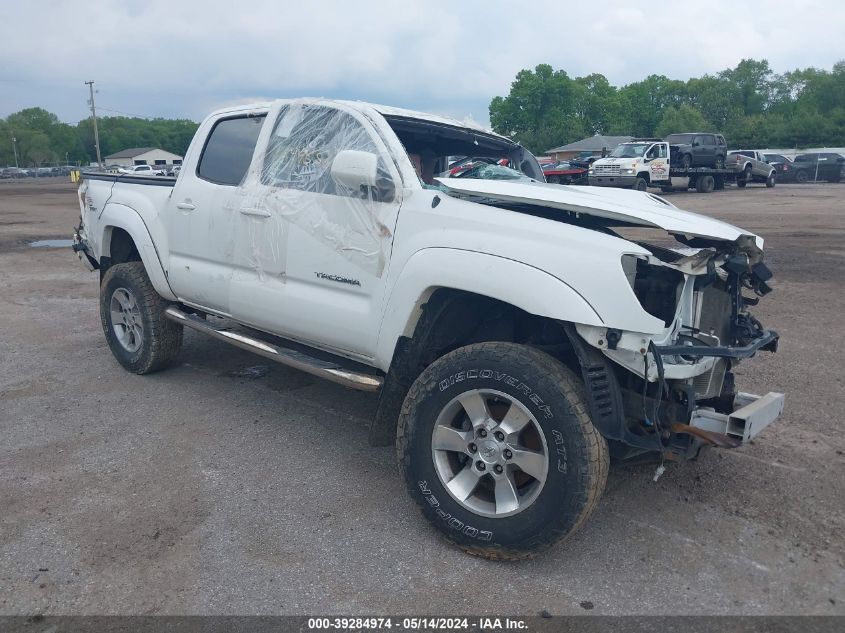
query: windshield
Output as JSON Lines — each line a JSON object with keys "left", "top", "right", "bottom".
{"left": 609, "top": 143, "right": 650, "bottom": 158}
{"left": 453, "top": 163, "right": 531, "bottom": 181}
{"left": 665, "top": 134, "right": 695, "bottom": 144}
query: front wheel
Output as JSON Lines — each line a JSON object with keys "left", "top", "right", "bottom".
{"left": 633, "top": 176, "right": 648, "bottom": 192}
{"left": 397, "top": 342, "right": 608, "bottom": 560}
{"left": 100, "top": 261, "right": 183, "bottom": 374}
{"left": 681, "top": 153, "right": 692, "bottom": 169}
{"left": 766, "top": 172, "right": 776, "bottom": 187}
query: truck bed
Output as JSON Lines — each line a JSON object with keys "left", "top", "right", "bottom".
{"left": 82, "top": 171, "right": 177, "bottom": 187}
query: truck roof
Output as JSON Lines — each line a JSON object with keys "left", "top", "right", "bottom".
{"left": 207, "top": 98, "right": 513, "bottom": 144}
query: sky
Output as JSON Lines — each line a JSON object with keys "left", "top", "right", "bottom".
{"left": 1, "top": 0, "right": 844, "bottom": 128}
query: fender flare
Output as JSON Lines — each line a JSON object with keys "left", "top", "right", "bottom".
{"left": 374, "top": 248, "right": 605, "bottom": 369}
{"left": 97, "top": 203, "right": 177, "bottom": 301}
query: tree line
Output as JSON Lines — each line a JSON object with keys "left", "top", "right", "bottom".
{"left": 489, "top": 59, "right": 845, "bottom": 155}
{"left": 0, "top": 107, "right": 198, "bottom": 167}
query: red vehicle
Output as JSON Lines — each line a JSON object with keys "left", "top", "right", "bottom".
{"left": 542, "top": 160, "right": 588, "bottom": 185}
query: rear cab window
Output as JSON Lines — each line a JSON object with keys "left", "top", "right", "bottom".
{"left": 198, "top": 114, "right": 267, "bottom": 185}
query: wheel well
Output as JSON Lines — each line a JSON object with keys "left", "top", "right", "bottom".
{"left": 100, "top": 227, "right": 141, "bottom": 278}
{"left": 637, "top": 172, "right": 650, "bottom": 183}
{"left": 370, "top": 289, "right": 643, "bottom": 456}
{"left": 368, "top": 288, "right": 580, "bottom": 446}
{"left": 407, "top": 288, "right": 574, "bottom": 367}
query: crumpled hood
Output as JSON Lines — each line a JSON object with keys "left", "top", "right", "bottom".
{"left": 436, "top": 178, "right": 763, "bottom": 249}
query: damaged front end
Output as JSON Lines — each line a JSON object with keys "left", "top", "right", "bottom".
{"left": 572, "top": 233, "right": 783, "bottom": 461}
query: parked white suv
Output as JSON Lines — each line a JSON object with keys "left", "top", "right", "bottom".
{"left": 73, "top": 98, "right": 784, "bottom": 559}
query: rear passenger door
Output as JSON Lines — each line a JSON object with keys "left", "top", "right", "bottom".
{"left": 692, "top": 135, "right": 707, "bottom": 165}
{"left": 166, "top": 111, "right": 267, "bottom": 315}
{"left": 697, "top": 134, "right": 716, "bottom": 166}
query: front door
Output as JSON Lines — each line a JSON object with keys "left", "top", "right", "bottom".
{"left": 646, "top": 143, "right": 669, "bottom": 182}
{"left": 229, "top": 101, "right": 402, "bottom": 358}
{"left": 166, "top": 112, "right": 267, "bottom": 314}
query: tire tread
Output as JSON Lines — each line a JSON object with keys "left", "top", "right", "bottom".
{"left": 100, "top": 261, "right": 182, "bottom": 374}
{"left": 396, "top": 342, "right": 608, "bottom": 561}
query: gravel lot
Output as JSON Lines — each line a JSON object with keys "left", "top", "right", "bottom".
{"left": 1, "top": 180, "right": 843, "bottom": 616}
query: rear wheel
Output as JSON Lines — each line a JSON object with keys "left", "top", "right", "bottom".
{"left": 397, "top": 342, "right": 608, "bottom": 560}
{"left": 736, "top": 178, "right": 747, "bottom": 188}
{"left": 100, "top": 262, "right": 183, "bottom": 374}
{"left": 743, "top": 164, "right": 753, "bottom": 182}
{"left": 696, "top": 175, "right": 715, "bottom": 193}
{"left": 795, "top": 169, "right": 809, "bottom": 183}
{"left": 715, "top": 156, "right": 725, "bottom": 169}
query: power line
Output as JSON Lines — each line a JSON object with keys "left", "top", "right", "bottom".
{"left": 96, "top": 106, "right": 155, "bottom": 119}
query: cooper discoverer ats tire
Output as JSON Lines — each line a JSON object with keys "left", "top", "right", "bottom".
{"left": 100, "top": 261, "right": 183, "bottom": 374}
{"left": 397, "top": 342, "right": 608, "bottom": 560}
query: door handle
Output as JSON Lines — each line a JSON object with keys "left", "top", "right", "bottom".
{"left": 239, "top": 207, "right": 272, "bottom": 218}
{"left": 176, "top": 201, "right": 196, "bottom": 211}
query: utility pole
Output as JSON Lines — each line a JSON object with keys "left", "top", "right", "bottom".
{"left": 85, "top": 80, "right": 103, "bottom": 168}
{"left": 11, "top": 135, "right": 19, "bottom": 167}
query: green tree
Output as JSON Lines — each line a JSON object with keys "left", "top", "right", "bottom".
{"left": 654, "top": 104, "right": 710, "bottom": 138}
{"left": 489, "top": 64, "right": 588, "bottom": 153}
{"left": 686, "top": 75, "right": 741, "bottom": 130}
{"left": 617, "top": 75, "right": 687, "bottom": 137}
{"left": 490, "top": 58, "right": 845, "bottom": 151}
{"left": 719, "top": 59, "right": 772, "bottom": 115}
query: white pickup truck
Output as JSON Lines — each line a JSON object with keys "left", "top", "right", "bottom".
{"left": 73, "top": 99, "right": 784, "bottom": 559}
{"left": 117, "top": 164, "right": 166, "bottom": 176}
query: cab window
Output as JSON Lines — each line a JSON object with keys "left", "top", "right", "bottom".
{"left": 198, "top": 114, "right": 267, "bottom": 186}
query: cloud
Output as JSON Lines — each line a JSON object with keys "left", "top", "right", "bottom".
{"left": 1, "top": 0, "right": 843, "bottom": 126}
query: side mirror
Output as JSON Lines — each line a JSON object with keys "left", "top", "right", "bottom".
{"left": 331, "top": 149, "right": 378, "bottom": 190}
{"left": 692, "top": 141, "right": 700, "bottom": 147}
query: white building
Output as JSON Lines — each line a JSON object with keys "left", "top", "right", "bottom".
{"left": 104, "top": 147, "right": 183, "bottom": 167}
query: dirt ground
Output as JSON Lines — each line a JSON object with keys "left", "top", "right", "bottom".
{"left": 0, "top": 179, "right": 843, "bottom": 615}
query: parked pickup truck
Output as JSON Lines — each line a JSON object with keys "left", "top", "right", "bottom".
{"left": 73, "top": 98, "right": 784, "bottom": 559}
{"left": 118, "top": 164, "right": 166, "bottom": 176}
{"left": 726, "top": 150, "right": 776, "bottom": 188}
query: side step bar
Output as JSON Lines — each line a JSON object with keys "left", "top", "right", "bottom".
{"left": 164, "top": 307, "right": 383, "bottom": 392}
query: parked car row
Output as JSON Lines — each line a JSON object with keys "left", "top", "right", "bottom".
{"left": 1, "top": 165, "right": 77, "bottom": 178}
{"left": 622, "top": 133, "right": 844, "bottom": 183}
{"left": 585, "top": 131, "right": 844, "bottom": 192}
{"left": 105, "top": 164, "right": 181, "bottom": 177}
{"left": 765, "top": 152, "right": 843, "bottom": 183}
